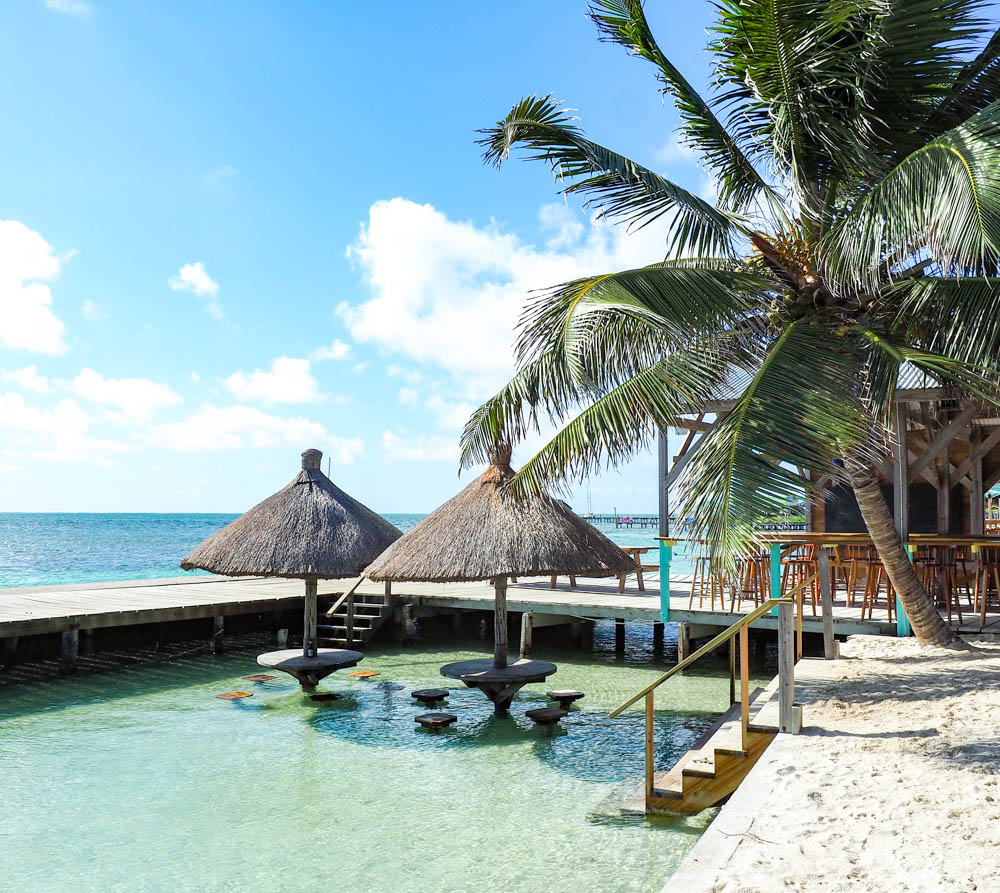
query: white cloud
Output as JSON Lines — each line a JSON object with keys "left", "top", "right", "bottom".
{"left": 351, "top": 361, "right": 369, "bottom": 374}
{"left": 81, "top": 299, "right": 106, "bottom": 320}
{"left": 0, "top": 220, "right": 68, "bottom": 355}
{"left": 168, "top": 261, "right": 222, "bottom": 318}
{"left": 340, "top": 198, "right": 666, "bottom": 400}
{"left": 0, "top": 392, "right": 128, "bottom": 464}
{"left": 398, "top": 387, "right": 419, "bottom": 406}
{"left": 44, "top": 0, "right": 92, "bottom": 18}
{"left": 310, "top": 340, "right": 351, "bottom": 362}
{"left": 654, "top": 133, "right": 697, "bottom": 166}
{"left": 189, "top": 371, "right": 201, "bottom": 384}
{"left": 424, "top": 393, "right": 475, "bottom": 430}
{"left": 0, "top": 463, "right": 23, "bottom": 472}
{"left": 0, "top": 366, "right": 53, "bottom": 393}
{"left": 207, "top": 165, "right": 237, "bottom": 191}
{"left": 224, "top": 357, "right": 324, "bottom": 404}
{"left": 151, "top": 404, "right": 363, "bottom": 462}
{"left": 382, "top": 429, "right": 458, "bottom": 463}
{"left": 69, "top": 368, "right": 181, "bottom": 423}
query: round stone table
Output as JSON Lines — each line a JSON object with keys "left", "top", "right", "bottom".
{"left": 440, "top": 658, "right": 557, "bottom": 716}
{"left": 257, "top": 648, "right": 363, "bottom": 689}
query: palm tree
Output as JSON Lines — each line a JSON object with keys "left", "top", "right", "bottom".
{"left": 459, "top": 0, "right": 1000, "bottom": 647}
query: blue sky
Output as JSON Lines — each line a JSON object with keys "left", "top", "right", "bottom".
{"left": 0, "top": 0, "right": 714, "bottom": 513}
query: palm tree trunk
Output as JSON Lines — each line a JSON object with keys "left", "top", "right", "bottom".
{"left": 845, "top": 456, "right": 955, "bottom": 646}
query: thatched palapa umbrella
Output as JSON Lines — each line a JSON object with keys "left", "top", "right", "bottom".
{"left": 365, "top": 444, "right": 636, "bottom": 712}
{"left": 181, "top": 448, "right": 402, "bottom": 686}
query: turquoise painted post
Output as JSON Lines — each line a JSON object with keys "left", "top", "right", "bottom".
{"left": 896, "top": 544, "right": 913, "bottom": 637}
{"left": 658, "top": 540, "right": 674, "bottom": 622}
{"left": 770, "top": 542, "right": 782, "bottom": 615}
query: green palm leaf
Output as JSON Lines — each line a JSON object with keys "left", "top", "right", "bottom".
{"left": 822, "top": 101, "right": 1000, "bottom": 291}
{"left": 476, "top": 94, "right": 744, "bottom": 257}
{"left": 587, "top": 0, "right": 776, "bottom": 212}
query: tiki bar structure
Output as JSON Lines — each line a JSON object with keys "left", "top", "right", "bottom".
{"left": 365, "top": 444, "right": 637, "bottom": 714}
{"left": 181, "top": 448, "right": 401, "bottom": 687}
{"left": 659, "top": 377, "right": 1000, "bottom": 629}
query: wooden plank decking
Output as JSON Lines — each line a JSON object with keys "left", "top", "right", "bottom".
{"left": 4, "top": 571, "right": 989, "bottom": 640}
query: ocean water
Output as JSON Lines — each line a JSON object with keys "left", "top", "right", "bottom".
{"left": 0, "top": 625, "right": 757, "bottom": 893}
{"left": 0, "top": 513, "right": 694, "bottom": 589}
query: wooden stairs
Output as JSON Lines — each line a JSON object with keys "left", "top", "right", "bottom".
{"left": 626, "top": 679, "right": 780, "bottom": 815}
{"left": 317, "top": 589, "right": 394, "bottom": 648}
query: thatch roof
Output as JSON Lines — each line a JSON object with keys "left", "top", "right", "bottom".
{"left": 180, "top": 448, "right": 401, "bottom": 579}
{"left": 365, "top": 445, "right": 636, "bottom": 582}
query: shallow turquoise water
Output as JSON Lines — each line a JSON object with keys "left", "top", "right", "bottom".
{"left": 0, "top": 513, "right": 696, "bottom": 588}
{"left": 0, "top": 625, "right": 750, "bottom": 893}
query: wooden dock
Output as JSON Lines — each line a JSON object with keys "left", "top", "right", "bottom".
{"left": 1, "top": 570, "right": 954, "bottom": 646}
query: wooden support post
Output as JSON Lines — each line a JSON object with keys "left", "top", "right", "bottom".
{"left": 892, "top": 401, "right": 910, "bottom": 540}
{"left": 729, "top": 637, "right": 736, "bottom": 705}
{"left": 493, "top": 576, "right": 508, "bottom": 669}
{"left": 937, "top": 440, "right": 952, "bottom": 535}
{"left": 400, "top": 603, "right": 416, "bottom": 643}
{"left": 346, "top": 593, "right": 355, "bottom": 646}
{"left": 615, "top": 618, "right": 626, "bottom": 653}
{"left": 818, "top": 547, "right": 835, "bottom": 660}
{"left": 777, "top": 601, "right": 799, "bottom": 733}
{"left": 644, "top": 691, "right": 655, "bottom": 803}
{"left": 1, "top": 637, "right": 18, "bottom": 666}
{"left": 652, "top": 621, "right": 664, "bottom": 651}
{"left": 276, "top": 628, "right": 289, "bottom": 648}
{"left": 739, "top": 625, "right": 749, "bottom": 751}
{"left": 384, "top": 580, "right": 393, "bottom": 607}
{"left": 676, "top": 622, "right": 690, "bottom": 667}
{"left": 212, "top": 615, "right": 225, "bottom": 654}
{"left": 303, "top": 580, "right": 318, "bottom": 658}
{"left": 519, "top": 612, "right": 533, "bottom": 658}
{"left": 60, "top": 625, "right": 79, "bottom": 675}
{"left": 972, "top": 427, "right": 985, "bottom": 537}
{"left": 452, "top": 611, "right": 463, "bottom": 635}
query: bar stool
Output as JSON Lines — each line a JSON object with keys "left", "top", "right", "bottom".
{"left": 781, "top": 544, "right": 819, "bottom": 615}
{"left": 974, "top": 546, "right": 1000, "bottom": 628}
{"left": 860, "top": 547, "right": 895, "bottom": 621}
{"left": 916, "top": 545, "right": 961, "bottom": 624}
{"left": 731, "top": 551, "right": 768, "bottom": 610}
{"left": 688, "top": 551, "right": 725, "bottom": 610}
{"left": 840, "top": 544, "right": 869, "bottom": 606}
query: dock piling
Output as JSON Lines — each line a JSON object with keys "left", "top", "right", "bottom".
{"left": 519, "top": 612, "right": 533, "bottom": 658}
{"left": 615, "top": 618, "right": 625, "bottom": 653}
{"left": 59, "top": 626, "right": 79, "bottom": 675}
{"left": 276, "top": 627, "right": 289, "bottom": 648}
{"left": 1, "top": 637, "right": 17, "bottom": 666}
{"left": 212, "top": 616, "right": 225, "bottom": 653}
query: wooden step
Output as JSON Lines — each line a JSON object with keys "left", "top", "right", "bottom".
{"left": 649, "top": 685, "right": 778, "bottom": 814}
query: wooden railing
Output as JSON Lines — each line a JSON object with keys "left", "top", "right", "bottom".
{"left": 610, "top": 592, "right": 803, "bottom": 808}
{"left": 324, "top": 576, "right": 365, "bottom": 645}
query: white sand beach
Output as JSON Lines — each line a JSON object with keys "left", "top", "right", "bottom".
{"left": 667, "top": 635, "right": 1000, "bottom": 892}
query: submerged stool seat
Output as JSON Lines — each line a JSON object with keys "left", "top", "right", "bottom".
{"left": 546, "top": 689, "right": 584, "bottom": 709}
{"left": 415, "top": 712, "right": 457, "bottom": 733}
{"left": 412, "top": 688, "right": 449, "bottom": 705}
{"left": 525, "top": 707, "right": 569, "bottom": 732}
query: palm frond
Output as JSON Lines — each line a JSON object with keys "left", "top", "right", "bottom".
{"left": 821, "top": 100, "right": 1000, "bottom": 292}
{"left": 860, "top": 328, "right": 1000, "bottom": 407}
{"left": 514, "top": 265, "right": 773, "bottom": 372}
{"left": 587, "top": 0, "right": 776, "bottom": 212}
{"left": 477, "top": 94, "right": 744, "bottom": 256}
{"left": 889, "top": 276, "right": 1000, "bottom": 366}
{"left": 495, "top": 341, "right": 750, "bottom": 499}
{"left": 677, "top": 320, "right": 875, "bottom": 561}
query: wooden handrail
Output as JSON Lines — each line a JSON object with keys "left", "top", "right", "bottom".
{"left": 609, "top": 595, "right": 791, "bottom": 718}
{"left": 324, "top": 576, "right": 365, "bottom": 617}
